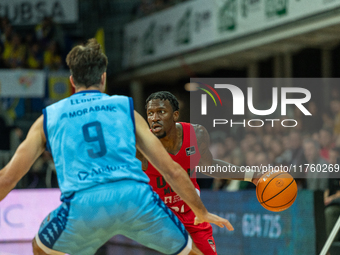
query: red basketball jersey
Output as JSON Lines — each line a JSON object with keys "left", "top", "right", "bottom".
{"left": 146, "top": 122, "right": 201, "bottom": 214}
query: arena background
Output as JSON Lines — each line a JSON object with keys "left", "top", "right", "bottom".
{"left": 1, "top": 0, "right": 340, "bottom": 254}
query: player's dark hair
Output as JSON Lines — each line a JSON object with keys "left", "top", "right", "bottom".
{"left": 66, "top": 38, "right": 108, "bottom": 88}
{"left": 145, "top": 91, "right": 179, "bottom": 112}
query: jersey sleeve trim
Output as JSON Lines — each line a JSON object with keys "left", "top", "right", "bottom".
{"left": 128, "top": 97, "right": 136, "bottom": 134}
{"left": 42, "top": 108, "right": 52, "bottom": 153}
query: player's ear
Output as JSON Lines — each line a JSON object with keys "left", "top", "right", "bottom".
{"left": 100, "top": 72, "right": 107, "bottom": 92}
{"left": 69, "top": 75, "right": 76, "bottom": 88}
{"left": 101, "top": 72, "right": 106, "bottom": 85}
{"left": 173, "top": 111, "right": 179, "bottom": 121}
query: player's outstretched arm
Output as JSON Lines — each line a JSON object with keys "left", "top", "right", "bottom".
{"left": 0, "top": 115, "right": 46, "bottom": 201}
{"left": 194, "top": 124, "right": 259, "bottom": 185}
{"left": 211, "top": 159, "right": 260, "bottom": 185}
{"left": 134, "top": 111, "right": 233, "bottom": 230}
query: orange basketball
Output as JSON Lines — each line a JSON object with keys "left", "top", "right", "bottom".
{"left": 256, "top": 171, "right": 298, "bottom": 212}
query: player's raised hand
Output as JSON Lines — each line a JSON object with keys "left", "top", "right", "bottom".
{"left": 194, "top": 212, "right": 234, "bottom": 231}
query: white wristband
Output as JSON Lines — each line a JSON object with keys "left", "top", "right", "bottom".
{"left": 244, "top": 170, "right": 254, "bottom": 182}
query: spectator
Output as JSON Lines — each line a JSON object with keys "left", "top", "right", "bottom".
{"left": 275, "top": 130, "right": 306, "bottom": 167}
{"left": 245, "top": 151, "right": 257, "bottom": 167}
{"left": 324, "top": 147, "right": 340, "bottom": 242}
{"left": 319, "top": 128, "right": 335, "bottom": 161}
{"left": 0, "top": 17, "right": 7, "bottom": 33}
{"left": 270, "top": 139, "right": 283, "bottom": 160}
{"left": 255, "top": 152, "right": 270, "bottom": 167}
{"left": 264, "top": 121, "right": 274, "bottom": 135}
{"left": 0, "top": 38, "right": 3, "bottom": 68}
{"left": 292, "top": 108, "right": 304, "bottom": 132}
{"left": 0, "top": 18, "right": 12, "bottom": 44}
{"left": 312, "top": 131, "right": 320, "bottom": 143}
{"left": 24, "top": 32, "right": 36, "bottom": 49}
{"left": 43, "top": 40, "right": 62, "bottom": 70}
{"left": 242, "top": 132, "right": 257, "bottom": 152}
{"left": 225, "top": 135, "right": 243, "bottom": 164}
{"left": 0, "top": 111, "right": 22, "bottom": 151}
{"left": 330, "top": 99, "right": 340, "bottom": 136}
{"left": 27, "top": 42, "right": 43, "bottom": 69}
{"left": 2, "top": 33, "right": 26, "bottom": 68}
{"left": 281, "top": 134, "right": 290, "bottom": 151}
{"left": 322, "top": 109, "right": 334, "bottom": 130}
{"left": 262, "top": 134, "right": 273, "bottom": 152}
{"left": 331, "top": 86, "right": 340, "bottom": 101}
{"left": 27, "top": 151, "right": 58, "bottom": 188}
{"left": 303, "top": 139, "right": 329, "bottom": 191}
{"left": 302, "top": 101, "right": 323, "bottom": 135}
{"left": 209, "top": 131, "right": 227, "bottom": 158}
{"left": 35, "top": 17, "right": 64, "bottom": 50}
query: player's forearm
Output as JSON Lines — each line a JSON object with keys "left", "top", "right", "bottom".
{"left": 0, "top": 153, "right": 27, "bottom": 201}
{"left": 164, "top": 162, "right": 208, "bottom": 218}
{"left": 0, "top": 139, "right": 44, "bottom": 201}
{"left": 0, "top": 167, "right": 17, "bottom": 201}
{"left": 200, "top": 159, "right": 244, "bottom": 179}
{"left": 199, "top": 159, "right": 259, "bottom": 184}
{"left": 202, "top": 159, "right": 243, "bottom": 179}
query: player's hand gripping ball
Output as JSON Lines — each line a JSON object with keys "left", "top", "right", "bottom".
{"left": 256, "top": 171, "right": 298, "bottom": 212}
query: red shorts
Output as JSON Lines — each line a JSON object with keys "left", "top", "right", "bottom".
{"left": 173, "top": 209, "right": 217, "bottom": 255}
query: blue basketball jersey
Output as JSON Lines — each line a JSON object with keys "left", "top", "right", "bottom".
{"left": 43, "top": 90, "right": 149, "bottom": 196}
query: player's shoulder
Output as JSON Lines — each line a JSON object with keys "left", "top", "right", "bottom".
{"left": 179, "top": 122, "right": 208, "bottom": 142}
{"left": 108, "top": 95, "right": 133, "bottom": 104}
{"left": 46, "top": 96, "right": 70, "bottom": 109}
{"left": 178, "top": 122, "right": 205, "bottom": 130}
{"left": 109, "top": 94, "right": 129, "bottom": 99}
{"left": 190, "top": 123, "right": 208, "bottom": 135}
{"left": 176, "top": 122, "right": 200, "bottom": 133}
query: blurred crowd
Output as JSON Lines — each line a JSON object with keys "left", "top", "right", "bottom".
{"left": 206, "top": 89, "right": 340, "bottom": 242}
{"left": 133, "top": 0, "right": 189, "bottom": 18}
{"left": 0, "top": 15, "right": 67, "bottom": 189}
{"left": 0, "top": 16, "right": 65, "bottom": 71}
{"left": 208, "top": 96, "right": 340, "bottom": 192}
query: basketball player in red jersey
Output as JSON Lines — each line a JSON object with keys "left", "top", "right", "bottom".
{"left": 137, "top": 91, "right": 259, "bottom": 255}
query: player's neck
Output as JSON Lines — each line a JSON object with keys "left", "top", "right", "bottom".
{"left": 160, "top": 123, "right": 182, "bottom": 154}
{"left": 74, "top": 85, "right": 103, "bottom": 93}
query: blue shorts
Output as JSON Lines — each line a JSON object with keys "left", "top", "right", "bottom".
{"left": 35, "top": 181, "right": 192, "bottom": 255}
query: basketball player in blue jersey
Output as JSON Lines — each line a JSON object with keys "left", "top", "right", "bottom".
{"left": 0, "top": 39, "right": 233, "bottom": 255}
